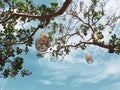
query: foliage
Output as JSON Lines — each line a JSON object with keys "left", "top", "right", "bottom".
{"left": 0, "top": 0, "right": 120, "bottom": 78}
{"left": 0, "top": 0, "right": 58, "bottom": 78}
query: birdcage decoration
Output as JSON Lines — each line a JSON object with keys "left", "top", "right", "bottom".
{"left": 35, "top": 32, "right": 50, "bottom": 52}
{"left": 85, "top": 51, "right": 93, "bottom": 64}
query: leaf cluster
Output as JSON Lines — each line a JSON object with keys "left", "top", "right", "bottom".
{"left": 0, "top": 0, "right": 58, "bottom": 78}
{"left": 109, "top": 34, "right": 120, "bottom": 54}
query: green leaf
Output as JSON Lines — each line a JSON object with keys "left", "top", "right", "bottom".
{"left": 96, "top": 32, "right": 104, "bottom": 39}
{"left": 16, "top": 47, "right": 22, "bottom": 55}
{"left": 37, "top": 53, "right": 44, "bottom": 58}
{"left": 51, "top": 2, "right": 58, "bottom": 7}
{"left": 13, "top": 0, "right": 17, "bottom": 2}
{"left": 98, "top": 24, "right": 104, "bottom": 30}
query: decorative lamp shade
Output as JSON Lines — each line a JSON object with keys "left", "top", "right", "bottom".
{"left": 85, "top": 52, "right": 93, "bottom": 64}
{"left": 35, "top": 32, "right": 50, "bottom": 52}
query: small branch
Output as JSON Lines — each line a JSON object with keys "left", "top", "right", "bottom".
{"left": 72, "top": 13, "right": 95, "bottom": 33}
{"left": 30, "top": 24, "right": 41, "bottom": 38}
{"left": 5, "top": 0, "right": 12, "bottom": 8}
{"left": 74, "top": 14, "right": 88, "bottom": 25}
{"left": 13, "top": 41, "right": 25, "bottom": 44}
{"left": 13, "top": 24, "right": 41, "bottom": 45}
{"left": 0, "top": 14, "right": 13, "bottom": 24}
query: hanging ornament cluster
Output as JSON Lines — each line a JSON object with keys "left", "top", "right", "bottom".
{"left": 35, "top": 32, "right": 50, "bottom": 52}
{"left": 85, "top": 51, "right": 93, "bottom": 64}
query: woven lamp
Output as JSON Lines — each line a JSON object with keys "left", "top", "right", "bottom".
{"left": 35, "top": 32, "right": 50, "bottom": 52}
{"left": 85, "top": 51, "right": 93, "bottom": 64}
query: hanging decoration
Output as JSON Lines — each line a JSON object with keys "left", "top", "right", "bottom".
{"left": 85, "top": 51, "right": 94, "bottom": 64}
{"left": 35, "top": 32, "right": 50, "bottom": 52}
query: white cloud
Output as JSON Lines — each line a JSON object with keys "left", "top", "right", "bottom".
{"left": 37, "top": 80, "right": 52, "bottom": 85}
{"left": 36, "top": 0, "right": 120, "bottom": 87}
{"left": 72, "top": 60, "right": 120, "bottom": 84}
{"left": 37, "top": 45, "right": 120, "bottom": 86}
{"left": 105, "top": 0, "right": 120, "bottom": 16}
{"left": 105, "top": 64, "right": 120, "bottom": 75}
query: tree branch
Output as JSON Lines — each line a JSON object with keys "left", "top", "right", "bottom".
{"left": 13, "top": 0, "right": 72, "bottom": 20}
{"left": 81, "top": 41, "right": 110, "bottom": 49}
{"left": 0, "top": 14, "right": 13, "bottom": 24}
{"left": 0, "top": 0, "right": 72, "bottom": 23}
{"left": 56, "top": 40, "right": 115, "bottom": 53}
{"left": 13, "top": 24, "right": 41, "bottom": 45}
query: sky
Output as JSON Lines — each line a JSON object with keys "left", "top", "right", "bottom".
{"left": 1, "top": 0, "right": 120, "bottom": 90}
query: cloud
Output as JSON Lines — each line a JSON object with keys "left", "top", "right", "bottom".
{"left": 112, "top": 82, "right": 120, "bottom": 87}
{"left": 72, "top": 59, "right": 120, "bottom": 85}
{"left": 105, "top": 0, "right": 120, "bottom": 16}
{"left": 36, "top": 80, "right": 52, "bottom": 85}
{"left": 105, "top": 64, "right": 120, "bottom": 75}
{"left": 62, "top": 0, "right": 65, "bottom": 2}
{"left": 37, "top": 43, "right": 120, "bottom": 86}
{"left": 36, "top": 0, "right": 120, "bottom": 87}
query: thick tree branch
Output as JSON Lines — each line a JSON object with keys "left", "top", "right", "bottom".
{"left": 56, "top": 40, "right": 115, "bottom": 53}
{"left": 0, "top": 0, "right": 72, "bottom": 23}
{"left": 82, "top": 41, "right": 116, "bottom": 53}
{"left": 13, "top": 0, "right": 72, "bottom": 19}
{"left": 81, "top": 41, "right": 110, "bottom": 49}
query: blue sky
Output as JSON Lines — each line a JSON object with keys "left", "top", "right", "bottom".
{"left": 1, "top": 0, "right": 120, "bottom": 90}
